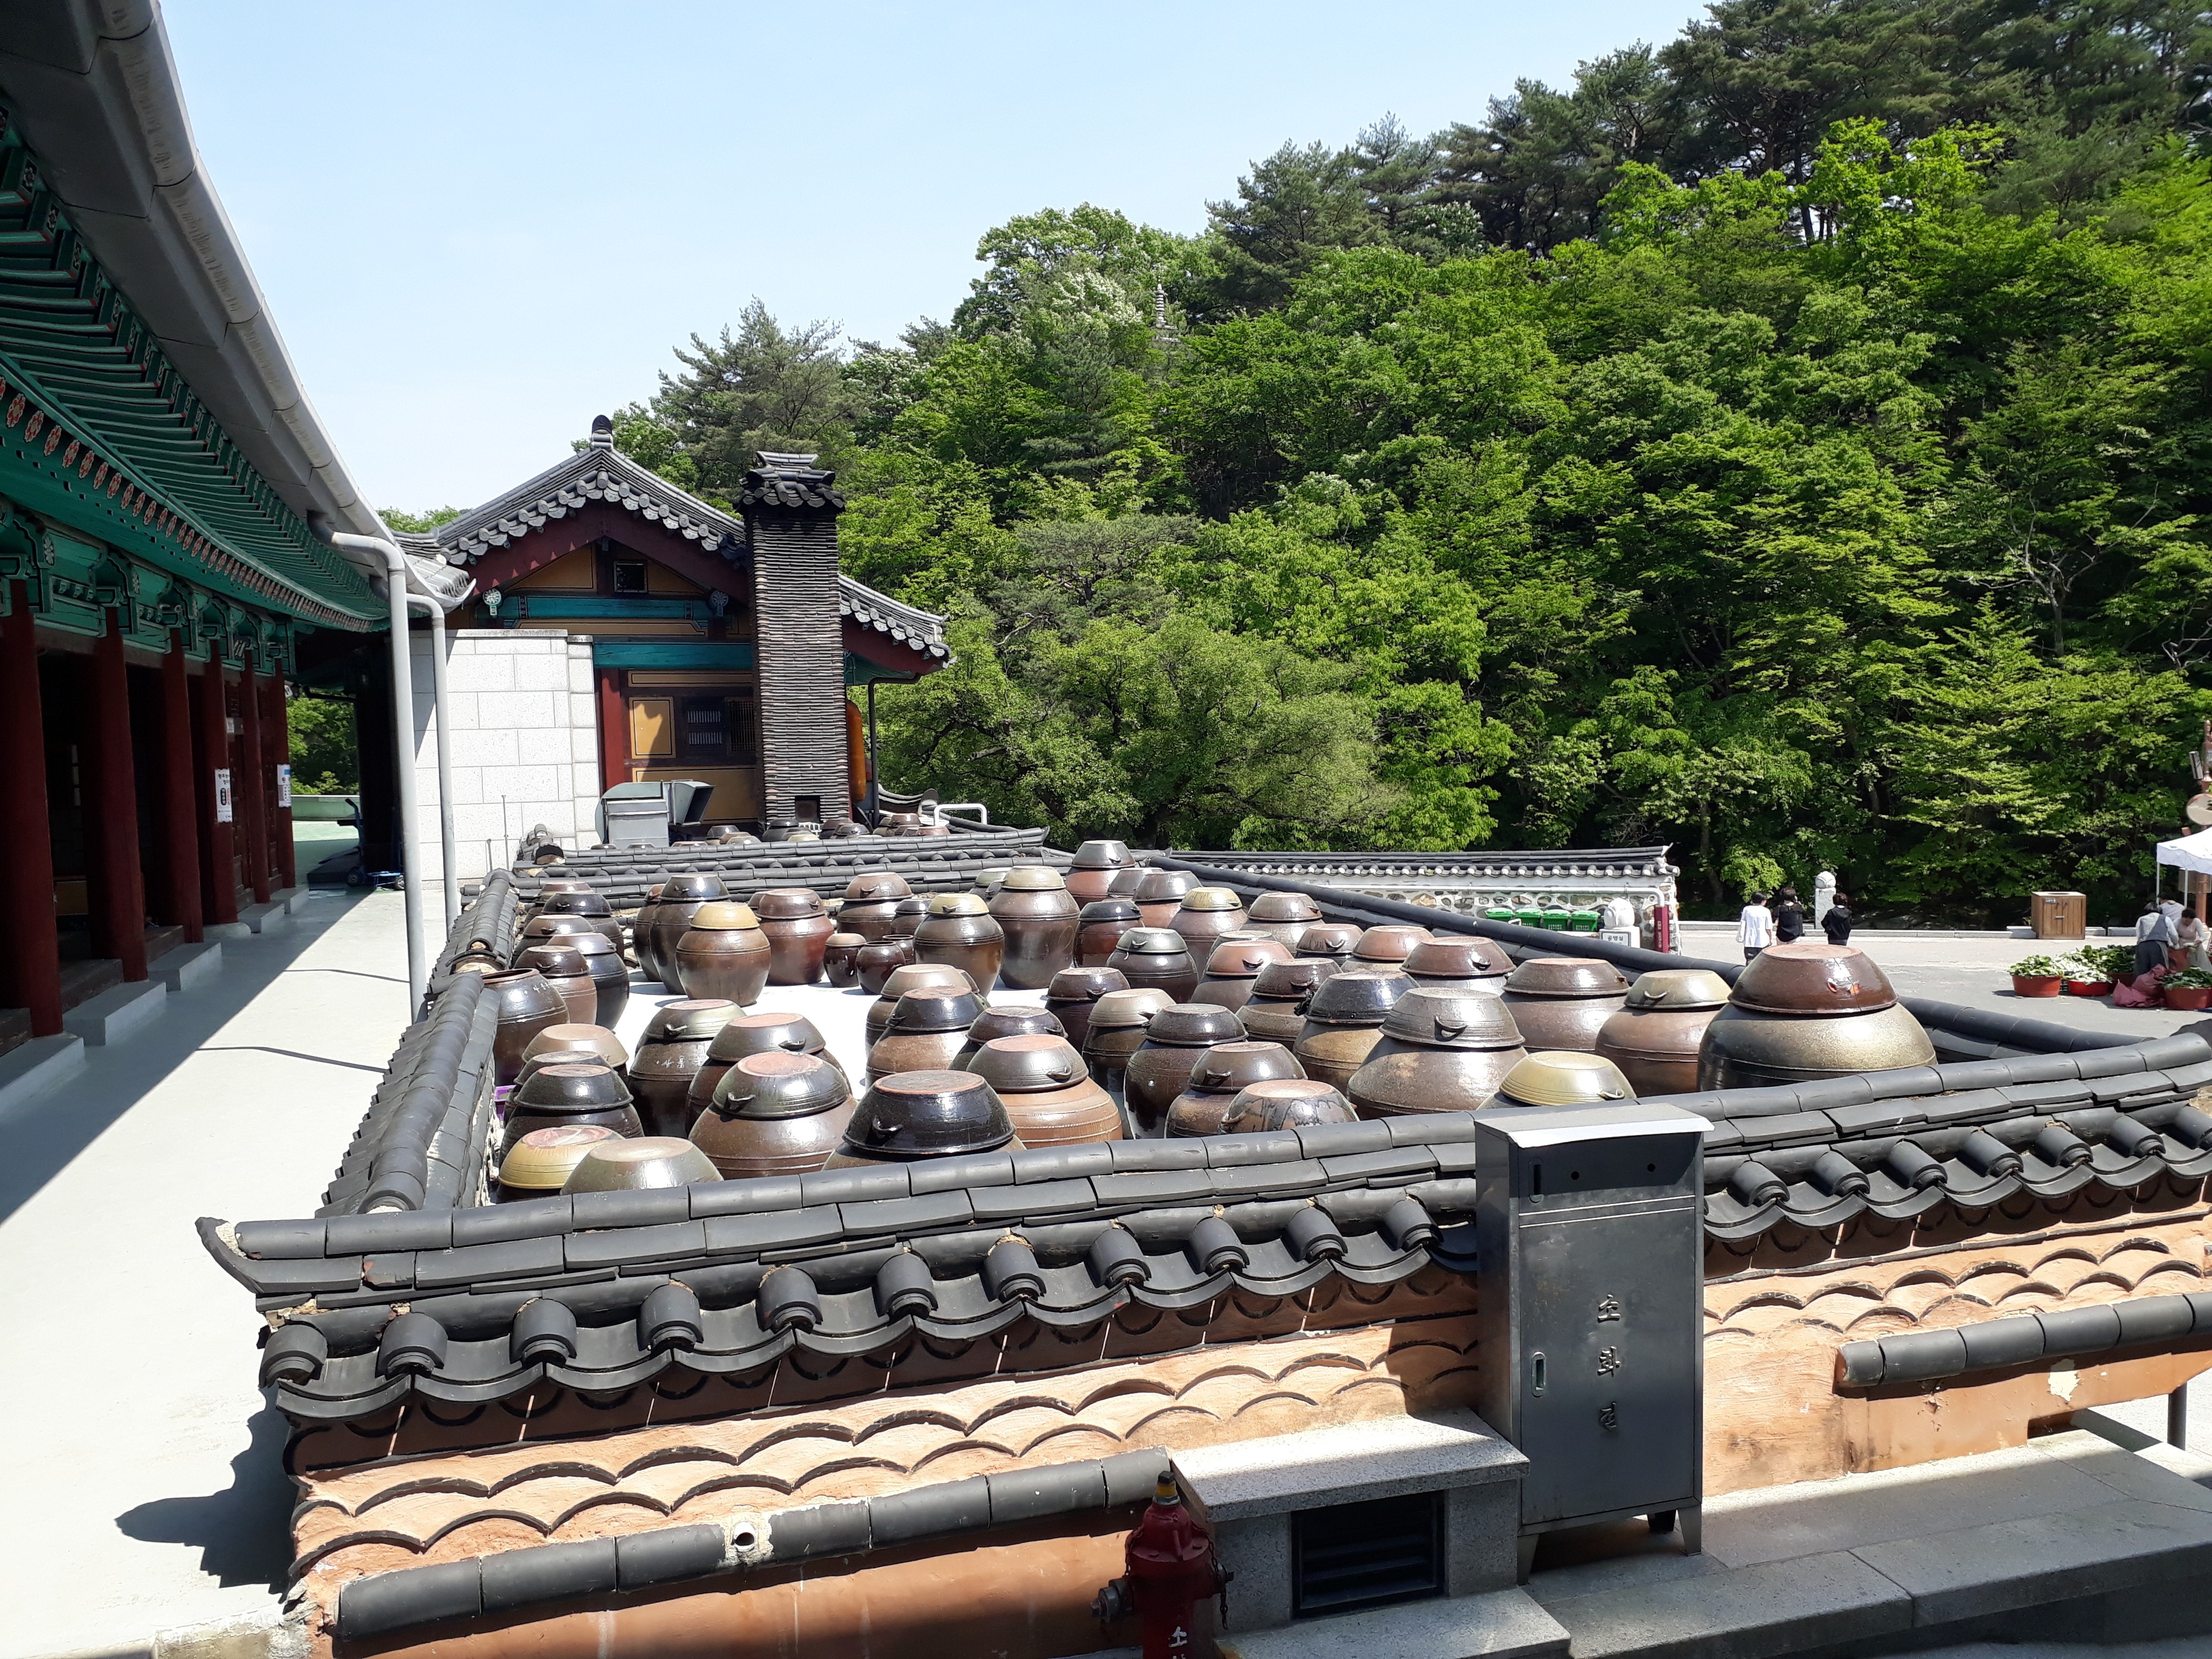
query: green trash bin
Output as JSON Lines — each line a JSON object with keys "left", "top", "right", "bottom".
{"left": 1515, "top": 907, "right": 1545, "bottom": 929}
{"left": 1484, "top": 907, "right": 1516, "bottom": 924}
{"left": 1568, "top": 908, "right": 1602, "bottom": 933}
{"left": 1541, "top": 907, "right": 1572, "bottom": 931}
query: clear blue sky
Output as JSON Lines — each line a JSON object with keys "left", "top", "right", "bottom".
{"left": 165, "top": 1, "right": 1705, "bottom": 513}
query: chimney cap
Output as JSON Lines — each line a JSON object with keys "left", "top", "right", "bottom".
{"left": 589, "top": 414, "right": 615, "bottom": 449}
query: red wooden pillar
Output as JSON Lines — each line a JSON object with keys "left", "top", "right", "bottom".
{"left": 596, "top": 666, "right": 628, "bottom": 792}
{"left": 158, "top": 630, "right": 203, "bottom": 943}
{"left": 237, "top": 651, "right": 271, "bottom": 905}
{"left": 195, "top": 655, "right": 238, "bottom": 925}
{"left": 0, "top": 582, "right": 62, "bottom": 1033}
{"left": 268, "top": 669, "right": 295, "bottom": 890}
{"left": 84, "top": 614, "right": 149, "bottom": 980}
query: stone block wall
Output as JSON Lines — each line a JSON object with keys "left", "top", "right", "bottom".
{"left": 408, "top": 629, "right": 599, "bottom": 880}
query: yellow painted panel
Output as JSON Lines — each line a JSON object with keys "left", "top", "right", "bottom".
{"left": 625, "top": 671, "right": 756, "bottom": 689}
{"left": 634, "top": 765, "right": 760, "bottom": 820}
{"left": 511, "top": 545, "right": 597, "bottom": 591}
{"left": 646, "top": 560, "right": 707, "bottom": 595}
{"left": 629, "top": 698, "right": 674, "bottom": 758}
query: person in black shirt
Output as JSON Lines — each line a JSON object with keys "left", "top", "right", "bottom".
{"left": 1822, "top": 893, "right": 1854, "bottom": 945}
{"left": 1773, "top": 885, "right": 1806, "bottom": 944}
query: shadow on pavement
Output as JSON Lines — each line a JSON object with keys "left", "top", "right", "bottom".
{"left": 113, "top": 1403, "right": 294, "bottom": 1591}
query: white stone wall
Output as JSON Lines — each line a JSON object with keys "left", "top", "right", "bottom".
{"left": 408, "top": 629, "right": 600, "bottom": 882}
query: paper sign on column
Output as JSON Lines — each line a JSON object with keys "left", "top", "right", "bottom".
{"left": 276, "top": 764, "right": 292, "bottom": 808}
{"left": 214, "top": 768, "right": 233, "bottom": 823}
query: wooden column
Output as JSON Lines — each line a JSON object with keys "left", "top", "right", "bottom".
{"left": 0, "top": 582, "right": 62, "bottom": 1033}
{"left": 195, "top": 655, "right": 238, "bottom": 925}
{"left": 158, "top": 631, "right": 203, "bottom": 943}
{"left": 84, "top": 614, "right": 149, "bottom": 980}
{"left": 237, "top": 651, "right": 271, "bottom": 905}
{"left": 268, "top": 669, "right": 295, "bottom": 890}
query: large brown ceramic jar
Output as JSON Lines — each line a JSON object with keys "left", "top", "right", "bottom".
{"left": 1066, "top": 839, "right": 1135, "bottom": 905}
{"left": 1221, "top": 1078, "right": 1355, "bottom": 1135}
{"left": 1171, "top": 887, "right": 1249, "bottom": 954}
{"left": 1348, "top": 989, "right": 1527, "bottom": 1119}
{"left": 1245, "top": 891, "right": 1324, "bottom": 948}
{"left": 1167, "top": 1040, "right": 1305, "bottom": 1137}
{"left": 1108, "top": 865, "right": 1148, "bottom": 901}
{"left": 687, "top": 1010, "right": 845, "bottom": 1118}
{"left": 823, "top": 933, "right": 868, "bottom": 987}
{"left": 952, "top": 1003, "right": 1068, "bottom": 1072}
{"left": 1404, "top": 936, "right": 1511, "bottom": 999}
{"left": 630, "top": 885, "right": 666, "bottom": 982}
{"left": 988, "top": 868, "right": 1081, "bottom": 989}
{"left": 630, "top": 999, "right": 738, "bottom": 1138}
{"left": 562, "top": 1136, "right": 720, "bottom": 1193}
{"left": 1082, "top": 986, "right": 1177, "bottom": 1097}
{"left": 914, "top": 893, "right": 1006, "bottom": 988}
{"left": 869, "top": 987, "right": 987, "bottom": 1081}
{"left": 970, "top": 867, "right": 1011, "bottom": 901}
{"left": 648, "top": 874, "right": 730, "bottom": 987}
{"left": 483, "top": 968, "right": 567, "bottom": 1085}
{"left": 839, "top": 872, "right": 909, "bottom": 943}
{"left": 867, "top": 962, "right": 978, "bottom": 1044}
{"left": 1698, "top": 943, "right": 1935, "bottom": 1089}
{"left": 504, "top": 1062, "right": 642, "bottom": 1156}
{"left": 1132, "top": 869, "right": 1197, "bottom": 928}
{"left": 1107, "top": 927, "right": 1199, "bottom": 1003}
{"left": 1046, "top": 966, "right": 1130, "bottom": 1055}
{"left": 1125, "top": 1003, "right": 1246, "bottom": 1134}
{"left": 516, "top": 943, "right": 597, "bottom": 1027}
{"left": 1193, "top": 933, "right": 1296, "bottom": 1012}
{"left": 1078, "top": 898, "right": 1141, "bottom": 966}
{"left": 1354, "top": 924, "right": 1433, "bottom": 970}
{"left": 752, "top": 887, "right": 836, "bottom": 985}
{"left": 824, "top": 1070, "right": 1019, "bottom": 1168}
{"left": 537, "top": 891, "right": 624, "bottom": 954}
{"left": 520, "top": 1023, "right": 629, "bottom": 1084}
{"left": 856, "top": 938, "right": 918, "bottom": 993}
{"left": 1596, "top": 969, "right": 1732, "bottom": 1095}
{"left": 892, "top": 896, "right": 930, "bottom": 939}
{"left": 521, "top": 913, "right": 600, "bottom": 951}
{"left": 1294, "top": 970, "right": 1414, "bottom": 1092}
{"left": 1498, "top": 957, "right": 1632, "bottom": 1053}
{"left": 674, "top": 901, "right": 773, "bottom": 1006}
{"left": 1239, "top": 958, "right": 1341, "bottom": 1043}
{"left": 1296, "top": 923, "right": 1362, "bottom": 968}
{"left": 562, "top": 931, "right": 631, "bottom": 1027}
{"left": 497, "top": 1124, "right": 619, "bottom": 1202}
{"left": 1489, "top": 1052, "right": 1633, "bottom": 1109}
{"left": 970, "top": 1035, "right": 1122, "bottom": 1146}
{"left": 690, "top": 1052, "right": 856, "bottom": 1179}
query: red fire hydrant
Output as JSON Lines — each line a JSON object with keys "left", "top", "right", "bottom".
{"left": 1094, "top": 1473, "right": 1231, "bottom": 1659}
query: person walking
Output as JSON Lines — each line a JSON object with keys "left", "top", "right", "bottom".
{"left": 1773, "top": 885, "right": 1806, "bottom": 945}
{"left": 1822, "top": 891, "right": 1855, "bottom": 945}
{"left": 1737, "top": 892, "right": 1775, "bottom": 964}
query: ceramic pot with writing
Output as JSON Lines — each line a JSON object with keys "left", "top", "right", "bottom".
{"left": 674, "top": 901, "right": 773, "bottom": 1006}
{"left": 1295, "top": 923, "right": 1361, "bottom": 968}
{"left": 690, "top": 1051, "right": 856, "bottom": 1180}
{"left": 752, "top": 887, "right": 836, "bottom": 985}
{"left": 1107, "top": 927, "right": 1199, "bottom": 1004}
{"left": 503, "top": 1062, "right": 642, "bottom": 1157}
{"left": 989, "top": 867, "right": 1081, "bottom": 989}
{"left": 1192, "top": 932, "right": 1295, "bottom": 1012}
{"left": 1245, "top": 891, "right": 1324, "bottom": 948}
{"left": 687, "top": 1010, "right": 845, "bottom": 1119}
{"left": 1132, "top": 869, "right": 1197, "bottom": 929}
{"left": 1125, "top": 1003, "right": 1246, "bottom": 1135}
{"left": 1239, "top": 958, "right": 1340, "bottom": 1043}
{"left": 1348, "top": 988, "right": 1526, "bottom": 1118}
{"left": 969, "top": 1034, "right": 1122, "bottom": 1146}
{"left": 1498, "top": 956, "right": 1631, "bottom": 1054}
{"left": 951, "top": 1003, "right": 1067, "bottom": 1073}
{"left": 1082, "top": 986, "right": 1177, "bottom": 1099}
{"left": 866, "top": 962, "right": 978, "bottom": 1045}
{"left": 649, "top": 874, "right": 730, "bottom": 988}
{"left": 1066, "top": 839, "right": 1135, "bottom": 905}
{"left": 483, "top": 967, "right": 567, "bottom": 1085}
{"left": 1167, "top": 1040, "right": 1305, "bottom": 1138}
{"left": 824, "top": 932, "right": 868, "bottom": 988}
{"left": 1171, "top": 887, "right": 1249, "bottom": 954}
{"left": 628, "top": 999, "right": 737, "bottom": 1138}
{"left": 1045, "top": 965, "right": 1129, "bottom": 1056}
{"left": 537, "top": 891, "right": 624, "bottom": 954}
{"left": 913, "top": 893, "right": 1006, "bottom": 989}
{"left": 868, "top": 987, "right": 987, "bottom": 1081}
{"left": 1293, "top": 970, "right": 1414, "bottom": 1092}
{"left": 856, "top": 938, "right": 918, "bottom": 994}
{"left": 824, "top": 1069, "right": 1019, "bottom": 1168}
{"left": 1078, "top": 897, "right": 1141, "bottom": 966}
{"left": 515, "top": 943, "right": 596, "bottom": 1028}
{"left": 1595, "top": 968, "right": 1731, "bottom": 1095}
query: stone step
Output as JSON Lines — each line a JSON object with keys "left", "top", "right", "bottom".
{"left": 1216, "top": 1587, "right": 1569, "bottom": 1659}
{"left": 149, "top": 941, "right": 222, "bottom": 993}
{"left": 0, "top": 1032, "right": 85, "bottom": 1116}
{"left": 61, "top": 977, "right": 167, "bottom": 1046}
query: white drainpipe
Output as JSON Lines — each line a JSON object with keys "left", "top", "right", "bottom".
{"left": 310, "top": 520, "right": 427, "bottom": 1010}
{"left": 405, "top": 594, "right": 462, "bottom": 929}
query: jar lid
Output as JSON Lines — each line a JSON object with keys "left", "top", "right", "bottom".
{"left": 1112, "top": 927, "right": 1190, "bottom": 958}
{"left": 514, "top": 1060, "right": 633, "bottom": 1110}
{"left": 1379, "top": 988, "right": 1523, "bottom": 1049}
{"left": 521, "top": 1023, "right": 629, "bottom": 1069}
{"left": 563, "top": 931, "right": 618, "bottom": 959}
{"left": 969, "top": 1033, "right": 1089, "bottom": 1093}
{"left": 535, "top": 878, "right": 595, "bottom": 897}
{"left": 965, "top": 1004, "right": 1066, "bottom": 1045}
{"left": 1048, "top": 966, "right": 1130, "bottom": 1000}
{"left": 1250, "top": 958, "right": 1340, "bottom": 999}
{"left": 1501, "top": 956, "right": 1631, "bottom": 999}
{"left": 705, "top": 1011, "right": 828, "bottom": 1063}
{"left": 1296, "top": 924, "right": 1362, "bottom": 958}
{"left": 659, "top": 873, "right": 727, "bottom": 900}
{"left": 827, "top": 931, "right": 868, "bottom": 947}
{"left": 561, "top": 1136, "right": 721, "bottom": 1192}
{"left": 1145, "top": 1003, "right": 1247, "bottom": 1046}
{"left": 1492, "top": 1051, "right": 1632, "bottom": 1108}
{"left": 689, "top": 901, "right": 761, "bottom": 930}
{"left": 1247, "top": 892, "right": 1323, "bottom": 923}
{"left": 877, "top": 963, "right": 977, "bottom": 1000}
{"left": 1354, "top": 924, "right": 1433, "bottom": 962}
{"left": 998, "top": 866, "right": 1069, "bottom": 892}
{"left": 522, "top": 915, "right": 599, "bottom": 940}
{"left": 1186, "top": 1039, "right": 1304, "bottom": 1093}
{"left": 1132, "top": 870, "right": 1197, "bottom": 903}
{"left": 1728, "top": 943, "right": 1897, "bottom": 1015}
{"left": 1222, "top": 1079, "right": 1352, "bottom": 1134}
{"left": 894, "top": 895, "right": 931, "bottom": 917}
{"left": 887, "top": 988, "right": 986, "bottom": 1034}
{"left": 1403, "top": 937, "right": 1510, "bottom": 979}
{"left": 1624, "top": 968, "right": 1733, "bottom": 1011}
{"left": 642, "top": 999, "right": 739, "bottom": 1042}
{"left": 1180, "top": 886, "right": 1245, "bottom": 913}
{"left": 842, "top": 1070, "right": 1015, "bottom": 1159}
{"left": 1305, "top": 970, "right": 1414, "bottom": 1023}
{"left": 517, "top": 944, "right": 586, "bottom": 975}
{"left": 540, "top": 892, "right": 613, "bottom": 918}
{"left": 845, "top": 871, "right": 913, "bottom": 901}
{"left": 1072, "top": 839, "right": 1133, "bottom": 869}
{"left": 928, "top": 893, "right": 990, "bottom": 917}
{"left": 1087, "top": 987, "right": 1178, "bottom": 1030}
{"left": 712, "top": 1051, "right": 850, "bottom": 1119}
{"left": 499, "top": 1124, "right": 617, "bottom": 1191}
{"left": 1204, "top": 936, "right": 1295, "bottom": 978}
{"left": 750, "top": 887, "right": 826, "bottom": 919}
{"left": 1079, "top": 897, "right": 1141, "bottom": 923}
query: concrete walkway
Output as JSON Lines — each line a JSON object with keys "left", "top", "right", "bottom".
{"left": 1, "top": 890, "right": 410, "bottom": 1659}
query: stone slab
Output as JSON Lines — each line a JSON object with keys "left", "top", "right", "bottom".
{"left": 2026, "top": 1429, "right": 2212, "bottom": 1512}
{"left": 236, "top": 902, "right": 287, "bottom": 935}
{"left": 1542, "top": 1547, "right": 1913, "bottom": 1659}
{"left": 61, "top": 977, "right": 168, "bottom": 1046}
{"left": 204, "top": 921, "right": 255, "bottom": 940}
{"left": 150, "top": 941, "right": 222, "bottom": 993}
{"left": 1854, "top": 1497, "right": 2212, "bottom": 1627}
{"left": 273, "top": 886, "right": 310, "bottom": 914}
{"left": 1216, "top": 1587, "right": 1568, "bottom": 1659}
{"left": 0, "top": 1033, "right": 86, "bottom": 1117}
{"left": 1176, "top": 1410, "right": 1526, "bottom": 1524}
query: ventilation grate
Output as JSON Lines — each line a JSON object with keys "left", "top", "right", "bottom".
{"left": 1291, "top": 1490, "right": 1444, "bottom": 1617}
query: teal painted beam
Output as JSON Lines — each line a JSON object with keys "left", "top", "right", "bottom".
{"left": 592, "top": 640, "right": 757, "bottom": 670}
{"left": 845, "top": 652, "right": 921, "bottom": 686}
{"left": 520, "top": 595, "right": 710, "bottom": 622}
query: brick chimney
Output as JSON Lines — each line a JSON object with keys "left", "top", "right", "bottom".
{"left": 739, "top": 453, "right": 849, "bottom": 824}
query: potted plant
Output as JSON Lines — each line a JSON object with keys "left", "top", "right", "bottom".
{"left": 2009, "top": 954, "right": 2066, "bottom": 998}
{"left": 2166, "top": 968, "right": 2212, "bottom": 1012}
{"left": 2059, "top": 950, "right": 2118, "bottom": 997}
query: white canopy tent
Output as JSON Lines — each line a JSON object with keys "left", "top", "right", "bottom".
{"left": 2155, "top": 829, "right": 2212, "bottom": 893}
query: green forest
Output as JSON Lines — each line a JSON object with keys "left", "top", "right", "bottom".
{"left": 594, "top": 2, "right": 2212, "bottom": 919}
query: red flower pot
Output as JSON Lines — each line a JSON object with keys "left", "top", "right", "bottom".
{"left": 2009, "top": 975, "right": 2063, "bottom": 998}
{"left": 2167, "top": 985, "right": 2212, "bottom": 1011}
{"left": 2062, "top": 979, "right": 2114, "bottom": 998}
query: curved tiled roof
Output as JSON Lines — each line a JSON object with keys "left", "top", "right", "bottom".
{"left": 1180, "top": 847, "right": 1678, "bottom": 883}
{"left": 839, "top": 576, "right": 950, "bottom": 661}
{"left": 435, "top": 445, "right": 741, "bottom": 565}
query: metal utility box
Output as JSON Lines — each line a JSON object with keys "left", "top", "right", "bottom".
{"left": 2031, "top": 892, "right": 2086, "bottom": 939}
{"left": 1470, "top": 1104, "right": 1708, "bottom": 1575}
{"left": 601, "top": 788, "right": 672, "bottom": 849}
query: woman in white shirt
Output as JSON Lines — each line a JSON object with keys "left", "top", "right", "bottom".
{"left": 1737, "top": 893, "right": 1775, "bottom": 963}
{"left": 2178, "top": 906, "right": 2210, "bottom": 972}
